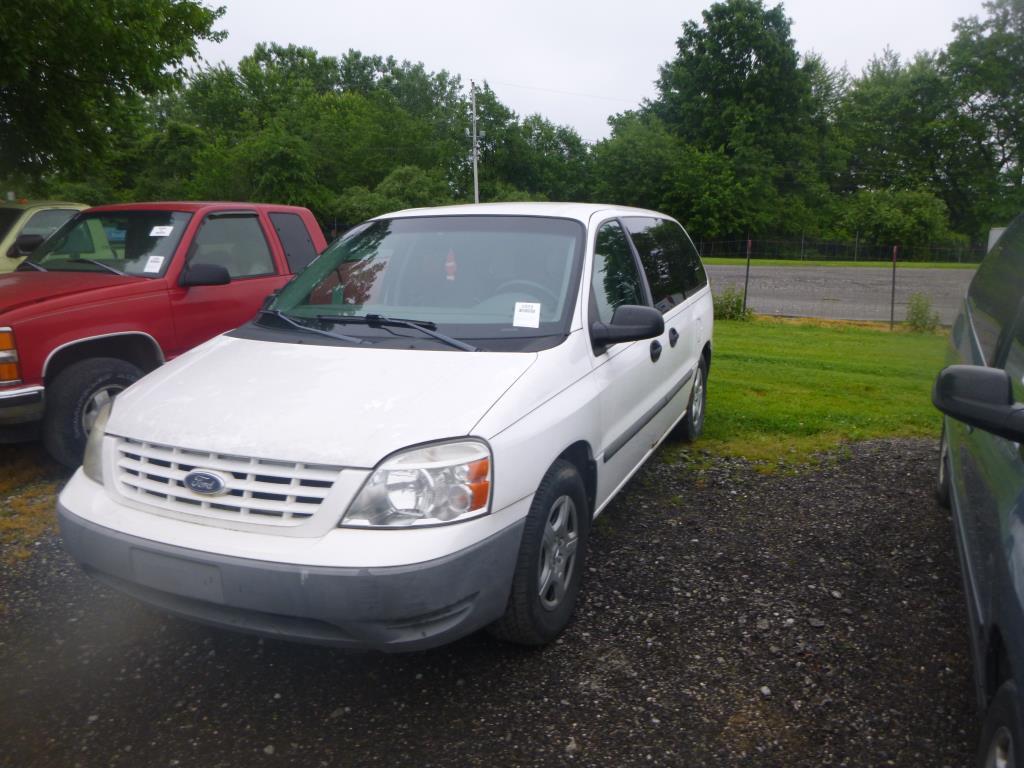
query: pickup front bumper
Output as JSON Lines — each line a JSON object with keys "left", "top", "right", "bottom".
{"left": 0, "top": 385, "right": 44, "bottom": 441}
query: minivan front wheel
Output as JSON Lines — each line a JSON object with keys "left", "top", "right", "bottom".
{"left": 676, "top": 358, "right": 708, "bottom": 442}
{"left": 978, "top": 680, "right": 1024, "bottom": 768}
{"left": 489, "top": 459, "right": 590, "bottom": 646}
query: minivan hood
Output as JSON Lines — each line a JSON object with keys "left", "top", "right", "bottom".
{"left": 109, "top": 335, "right": 537, "bottom": 467}
{"left": 0, "top": 270, "right": 149, "bottom": 314}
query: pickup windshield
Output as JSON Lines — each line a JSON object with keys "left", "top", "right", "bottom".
{"left": 267, "top": 215, "right": 584, "bottom": 348}
{"left": 23, "top": 211, "right": 192, "bottom": 277}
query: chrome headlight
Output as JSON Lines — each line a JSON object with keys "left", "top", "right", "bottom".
{"left": 341, "top": 439, "right": 492, "bottom": 528}
{"left": 82, "top": 402, "right": 112, "bottom": 483}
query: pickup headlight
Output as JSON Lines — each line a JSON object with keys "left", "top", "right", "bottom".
{"left": 341, "top": 439, "right": 491, "bottom": 528}
{"left": 82, "top": 402, "right": 111, "bottom": 483}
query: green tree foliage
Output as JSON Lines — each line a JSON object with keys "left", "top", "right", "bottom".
{"left": 0, "top": 0, "right": 224, "bottom": 179}
{"left": 837, "top": 189, "right": 963, "bottom": 248}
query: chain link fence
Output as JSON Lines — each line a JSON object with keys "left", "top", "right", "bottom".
{"left": 697, "top": 237, "right": 985, "bottom": 264}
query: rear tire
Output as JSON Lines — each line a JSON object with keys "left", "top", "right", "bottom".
{"left": 676, "top": 357, "right": 707, "bottom": 442}
{"left": 43, "top": 357, "right": 142, "bottom": 468}
{"left": 489, "top": 459, "right": 590, "bottom": 646}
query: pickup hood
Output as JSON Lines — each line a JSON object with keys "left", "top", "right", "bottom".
{"left": 0, "top": 270, "right": 151, "bottom": 314}
{"left": 109, "top": 335, "right": 537, "bottom": 467}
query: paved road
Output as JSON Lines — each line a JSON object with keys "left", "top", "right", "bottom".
{"left": 707, "top": 265, "right": 976, "bottom": 324}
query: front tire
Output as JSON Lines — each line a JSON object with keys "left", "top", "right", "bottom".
{"left": 43, "top": 357, "right": 142, "bottom": 468}
{"left": 978, "top": 680, "right": 1024, "bottom": 768}
{"left": 489, "top": 459, "right": 590, "bottom": 646}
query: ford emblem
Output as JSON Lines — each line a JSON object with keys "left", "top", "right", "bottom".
{"left": 183, "top": 470, "right": 227, "bottom": 496}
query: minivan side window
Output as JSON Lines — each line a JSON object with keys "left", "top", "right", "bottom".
{"left": 591, "top": 221, "right": 646, "bottom": 324}
{"left": 622, "top": 217, "right": 707, "bottom": 313}
{"left": 270, "top": 212, "right": 318, "bottom": 273}
{"left": 968, "top": 214, "right": 1024, "bottom": 365}
{"left": 190, "top": 214, "right": 275, "bottom": 278}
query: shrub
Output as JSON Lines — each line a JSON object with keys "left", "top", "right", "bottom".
{"left": 714, "top": 286, "right": 752, "bottom": 320}
{"left": 906, "top": 292, "right": 940, "bottom": 333}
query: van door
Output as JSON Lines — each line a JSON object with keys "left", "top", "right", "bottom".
{"left": 588, "top": 219, "right": 673, "bottom": 505}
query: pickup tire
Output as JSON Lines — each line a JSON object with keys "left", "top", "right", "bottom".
{"left": 43, "top": 358, "right": 143, "bottom": 468}
{"left": 489, "top": 459, "right": 590, "bottom": 646}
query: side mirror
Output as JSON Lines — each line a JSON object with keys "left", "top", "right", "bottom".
{"left": 7, "top": 233, "right": 44, "bottom": 258}
{"left": 933, "top": 365, "right": 1024, "bottom": 442}
{"left": 180, "top": 263, "right": 231, "bottom": 287}
{"left": 591, "top": 305, "right": 665, "bottom": 348}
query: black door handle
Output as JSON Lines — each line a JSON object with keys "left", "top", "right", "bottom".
{"left": 650, "top": 340, "right": 662, "bottom": 362}
{"left": 668, "top": 328, "right": 679, "bottom": 347}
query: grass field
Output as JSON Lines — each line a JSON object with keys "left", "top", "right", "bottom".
{"left": 703, "top": 256, "right": 977, "bottom": 270}
{"left": 667, "top": 316, "right": 949, "bottom": 467}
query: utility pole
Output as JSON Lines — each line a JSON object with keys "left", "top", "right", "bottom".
{"left": 470, "top": 80, "right": 480, "bottom": 204}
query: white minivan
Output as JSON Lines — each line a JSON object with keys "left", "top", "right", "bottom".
{"left": 58, "top": 203, "right": 713, "bottom": 651}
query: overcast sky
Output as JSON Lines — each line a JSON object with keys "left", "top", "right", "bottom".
{"left": 196, "top": 0, "right": 988, "bottom": 142}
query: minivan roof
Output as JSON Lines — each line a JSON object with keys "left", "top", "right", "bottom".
{"left": 378, "top": 202, "right": 669, "bottom": 225}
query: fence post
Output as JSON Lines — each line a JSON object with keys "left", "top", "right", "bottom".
{"left": 742, "top": 237, "right": 752, "bottom": 313}
{"left": 890, "top": 245, "right": 898, "bottom": 331}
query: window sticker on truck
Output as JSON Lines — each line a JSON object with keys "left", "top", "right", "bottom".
{"left": 143, "top": 255, "right": 165, "bottom": 273}
{"left": 149, "top": 226, "right": 173, "bottom": 237}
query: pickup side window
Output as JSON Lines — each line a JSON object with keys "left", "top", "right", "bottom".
{"left": 190, "top": 214, "right": 275, "bottom": 278}
{"left": 269, "top": 212, "right": 318, "bottom": 273}
{"left": 590, "top": 221, "right": 646, "bottom": 324}
{"left": 622, "top": 216, "right": 707, "bottom": 313}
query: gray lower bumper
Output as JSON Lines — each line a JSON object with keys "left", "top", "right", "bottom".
{"left": 58, "top": 502, "right": 524, "bottom": 651}
{"left": 0, "top": 386, "right": 44, "bottom": 437}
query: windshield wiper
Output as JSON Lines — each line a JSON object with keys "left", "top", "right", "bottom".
{"left": 76, "top": 258, "right": 126, "bottom": 275}
{"left": 316, "top": 314, "right": 478, "bottom": 352}
{"left": 18, "top": 260, "right": 47, "bottom": 272}
{"left": 260, "top": 309, "right": 366, "bottom": 345}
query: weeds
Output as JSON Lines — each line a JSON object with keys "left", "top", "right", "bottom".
{"left": 906, "top": 293, "right": 941, "bottom": 333}
{"left": 713, "top": 287, "right": 752, "bottom": 321}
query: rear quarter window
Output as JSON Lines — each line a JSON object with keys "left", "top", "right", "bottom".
{"left": 622, "top": 217, "right": 707, "bottom": 314}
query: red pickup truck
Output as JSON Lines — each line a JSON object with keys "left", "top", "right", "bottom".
{"left": 0, "top": 202, "right": 326, "bottom": 466}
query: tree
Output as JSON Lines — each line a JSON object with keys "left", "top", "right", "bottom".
{"left": 0, "top": 0, "right": 224, "bottom": 179}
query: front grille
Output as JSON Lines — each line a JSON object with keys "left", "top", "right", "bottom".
{"left": 114, "top": 438, "right": 342, "bottom": 526}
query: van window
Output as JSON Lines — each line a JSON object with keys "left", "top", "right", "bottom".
{"left": 591, "top": 221, "right": 646, "bottom": 323}
{"left": 622, "top": 217, "right": 707, "bottom": 313}
{"left": 969, "top": 214, "right": 1024, "bottom": 365}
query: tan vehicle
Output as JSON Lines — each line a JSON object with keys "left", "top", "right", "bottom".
{"left": 1, "top": 199, "right": 88, "bottom": 273}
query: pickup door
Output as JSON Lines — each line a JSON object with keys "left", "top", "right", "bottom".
{"left": 168, "top": 211, "right": 297, "bottom": 355}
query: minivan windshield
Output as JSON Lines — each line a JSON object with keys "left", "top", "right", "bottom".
{"left": 266, "top": 215, "right": 584, "bottom": 347}
{"left": 23, "top": 211, "right": 192, "bottom": 276}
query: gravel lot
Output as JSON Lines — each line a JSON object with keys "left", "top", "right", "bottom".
{"left": 0, "top": 438, "right": 975, "bottom": 767}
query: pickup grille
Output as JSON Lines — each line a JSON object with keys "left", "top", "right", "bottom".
{"left": 114, "top": 438, "right": 341, "bottom": 527}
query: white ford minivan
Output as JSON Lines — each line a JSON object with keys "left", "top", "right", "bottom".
{"left": 58, "top": 203, "right": 713, "bottom": 651}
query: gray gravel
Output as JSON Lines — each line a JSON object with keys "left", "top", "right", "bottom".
{"left": 707, "top": 264, "right": 975, "bottom": 324}
{"left": 0, "top": 438, "right": 975, "bottom": 767}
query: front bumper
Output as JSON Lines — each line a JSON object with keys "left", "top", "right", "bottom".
{"left": 58, "top": 502, "right": 524, "bottom": 651}
{"left": 0, "top": 385, "right": 44, "bottom": 437}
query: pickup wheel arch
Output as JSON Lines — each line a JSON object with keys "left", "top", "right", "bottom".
{"left": 43, "top": 332, "right": 164, "bottom": 386}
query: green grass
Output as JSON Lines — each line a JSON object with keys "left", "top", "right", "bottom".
{"left": 703, "top": 256, "right": 977, "bottom": 269}
{"left": 670, "top": 316, "right": 948, "bottom": 467}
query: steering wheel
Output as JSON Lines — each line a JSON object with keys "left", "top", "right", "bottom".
{"left": 494, "top": 279, "right": 559, "bottom": 307}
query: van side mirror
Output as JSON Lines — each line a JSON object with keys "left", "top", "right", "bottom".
{"left": 180, "top": 263, "right": 231, "bottom": 287}
{"left": 7, "top": 233, "right": 44, "bottom": 258}
{"left": 933, "top": 365, "right": 1024, "bottom": 442}
{"left": 591, "top": 305, "right": 664, "bottom": 348}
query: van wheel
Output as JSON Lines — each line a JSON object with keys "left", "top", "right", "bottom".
{"left": 936, "top": 424, "right": 951, "bottom": 509}
{"left": 43, "top": 358, "right": 142, "bottom": 468}
{"left": 489, "top": 459, "right": 590, "bottom": 646}
{"left": 977, "top": 680, "right": 1023, "bottom": 768}
{"left": 676, "top": 358, "right": 707, "bottom": 442}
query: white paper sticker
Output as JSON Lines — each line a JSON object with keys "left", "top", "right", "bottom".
{"left": 143, "top": 255, "right": 165, "bottom": 274}
{"left": 513, "top": 301, "right": 541, "bottom": 328}
{"left": 149, "top": 225, "right": 174, "bottom": 237}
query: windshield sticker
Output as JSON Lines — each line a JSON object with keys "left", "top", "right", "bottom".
{"left": 143, "top": 255, "right": 165, "bottom": 274}
{"left": 513, "top": 301, "right": 541, "bottom": 328}
{"left": 149, "top": 225, "right": 174, "bottom": 237}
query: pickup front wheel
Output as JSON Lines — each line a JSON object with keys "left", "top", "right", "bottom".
{"left": 43, "top": 358, "right": 143, "bottom": 468}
